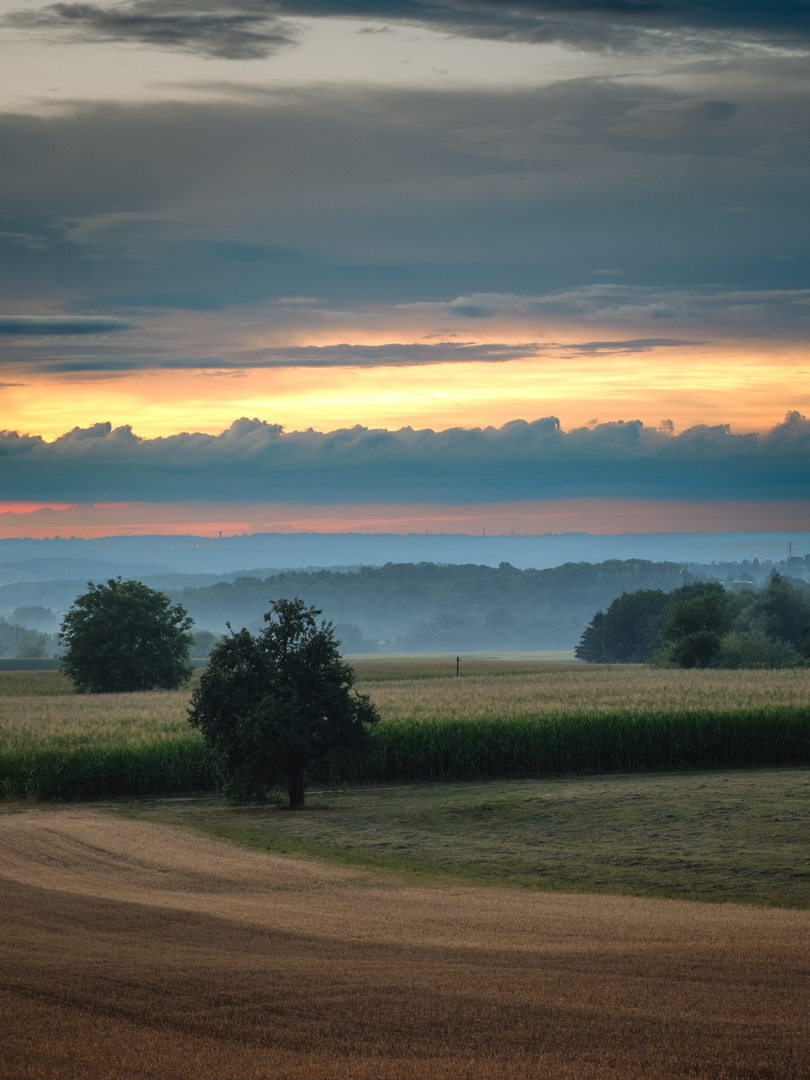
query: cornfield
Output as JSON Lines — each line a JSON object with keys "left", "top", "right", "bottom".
{"left": 334, "top": 707, "right": 810, "bottom": 785}
{"left": 0, "top": 674, "right": 217, "bottom": 800}
{"left": 0, "top": 739, "right": 218, "bottom": 801}
{"left": 1, "top": 665, "right": 809, "bottom": 800}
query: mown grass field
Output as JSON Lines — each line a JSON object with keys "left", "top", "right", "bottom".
{"left": 120, "top": 766, "right": 810, "bottom": 908}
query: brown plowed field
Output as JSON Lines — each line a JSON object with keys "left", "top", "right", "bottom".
{"left": 1, "top": 807, "right": 808, "bottom": 1079}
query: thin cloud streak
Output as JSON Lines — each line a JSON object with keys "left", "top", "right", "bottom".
{"left": 0, "top": 316, "right": 134, "bottom": 336}
{"left": 0, "top": 338, "right": 705, "bottom": 375}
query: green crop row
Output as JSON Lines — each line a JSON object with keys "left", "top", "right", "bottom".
{"left": 2, "top": 708, "right": 809, "bottom": 801}
{"left": 0, "top": 737, "right": 219, "bottom": 801}
{"left": 325, "top": 707, "right": 810, "bottom": 785}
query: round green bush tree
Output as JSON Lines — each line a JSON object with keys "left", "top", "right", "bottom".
{"left": 188, "top": 597, "right": 380, "bottom": 808}
{"left": 60, "top": 578, "right": 194, "bottom": 693}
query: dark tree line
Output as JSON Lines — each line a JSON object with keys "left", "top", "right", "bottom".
{"left": 576, "top": 573, "right": 810, "bottom": 668}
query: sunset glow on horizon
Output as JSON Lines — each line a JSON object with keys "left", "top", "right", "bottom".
{"left": 0, "top": 497, "right": 809, "bottom": 541}
{"left": 2, "top": 332, "right": 807, "bottom": 445}
{"left": 0, "top": 1, "right": 808, "bottom": 538}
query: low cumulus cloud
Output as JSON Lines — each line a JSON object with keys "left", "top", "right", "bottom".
{"left": 0, "top": 413, "right": 807, "bottom": 505}
{"left": 8, "top": 1, "right": 810, "bottom": 59}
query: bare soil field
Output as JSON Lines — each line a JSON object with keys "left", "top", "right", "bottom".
{"left": 1, "top": 807, "right": 808, "bottom": 1079}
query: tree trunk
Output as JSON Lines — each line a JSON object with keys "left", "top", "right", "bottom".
{"left": 288, "top": 770, "right": 306, "bottom": 810}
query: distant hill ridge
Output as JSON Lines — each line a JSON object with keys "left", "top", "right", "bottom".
{"left": 0, "top": 533, "right": 806, "bottom": 652}
{"left": 0, "top": 530, "right": 806, "bottom": 576}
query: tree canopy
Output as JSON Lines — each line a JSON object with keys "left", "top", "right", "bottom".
{"left": 188, "top": 597, "right": 380, "bottom": 808}
{"left": 660, "top": 586, "right": 729, "bottom": 668}
{"left": 577, "top": 574, "right": 810, "bottom": 668}
{"left": 60, "top": 578, "right": 194, "bottom": 693}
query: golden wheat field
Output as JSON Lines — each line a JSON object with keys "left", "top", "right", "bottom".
{"left": 1, "top": 806, "right": 809, "bottom": 1080}
{"left": 2, "top": 663, "right": 810, "bottom": 750}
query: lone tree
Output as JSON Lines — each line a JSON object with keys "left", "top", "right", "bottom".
{"left": 188, "top": 598, "right": 380, "bottom": 809}
{"left": 60, "top": 578, "right": 194, "bottom": 693}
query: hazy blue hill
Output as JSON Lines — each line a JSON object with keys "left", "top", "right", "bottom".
{"left": 0, "top": 557, "right": 177, "bottom": 585}
{"left": 0, "top": 531, "right": 805, "bottom": 575}
{"left": 166, "top": 559, "right": 698, "bottom": 649}
{"left": 0, "top": 532, "right": 806, "bottom": 650}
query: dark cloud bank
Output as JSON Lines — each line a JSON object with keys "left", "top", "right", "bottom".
{"left": 7, "top": 2, "right": 297, "bottom": 60}
{"left": 2, "top": 70, "right": 808, "bottom": 319}
{"left": 9, "top": 1, "right": 810, "bottom": 59}
{"left": 1, "top": 413, "right": 808, "bottom": 505}
{"left": 0, "top": 316, "right": 132, "bottom": 336}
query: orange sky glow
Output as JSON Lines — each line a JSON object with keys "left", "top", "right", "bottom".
{"left": 2, "top": 348, "right": 807, "bottom": 443}
{"left": 1, "top": 499, "right": 808, "bottom": 540}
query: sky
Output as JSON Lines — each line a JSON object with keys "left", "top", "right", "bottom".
{"left": 0, "top": 0, "right": 808, "bottom": 540}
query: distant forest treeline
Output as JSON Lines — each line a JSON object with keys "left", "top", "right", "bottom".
{"left": 164, "top": 558, "right": 803, "bottom": 652}
{"left": 0, "top": 556, "right": 806, "bottom": 655}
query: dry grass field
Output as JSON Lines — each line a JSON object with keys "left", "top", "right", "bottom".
{"left": 1, "top": 806, "right": 809, "bottom": 1080}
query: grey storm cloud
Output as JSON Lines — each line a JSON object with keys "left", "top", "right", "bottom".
{"left": 1, "top": 80, "right": 802, "bottom": 226}
{"left": 278, "top": 1, "right": 810, "bottom": 40}
{"left": 1, "top": 75, "right": 808, "bottom": 322}
{"left": 0, "top": 316, "right": 133, "bottom": 335}
{"left": 7, "top": 2, "right": 298, "bottom": 60}
{"left": 0, "top": 413, "right": 808, "bottom": 505}
{"left": 8, "top": 1, "right": 810, "bottom": 59}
